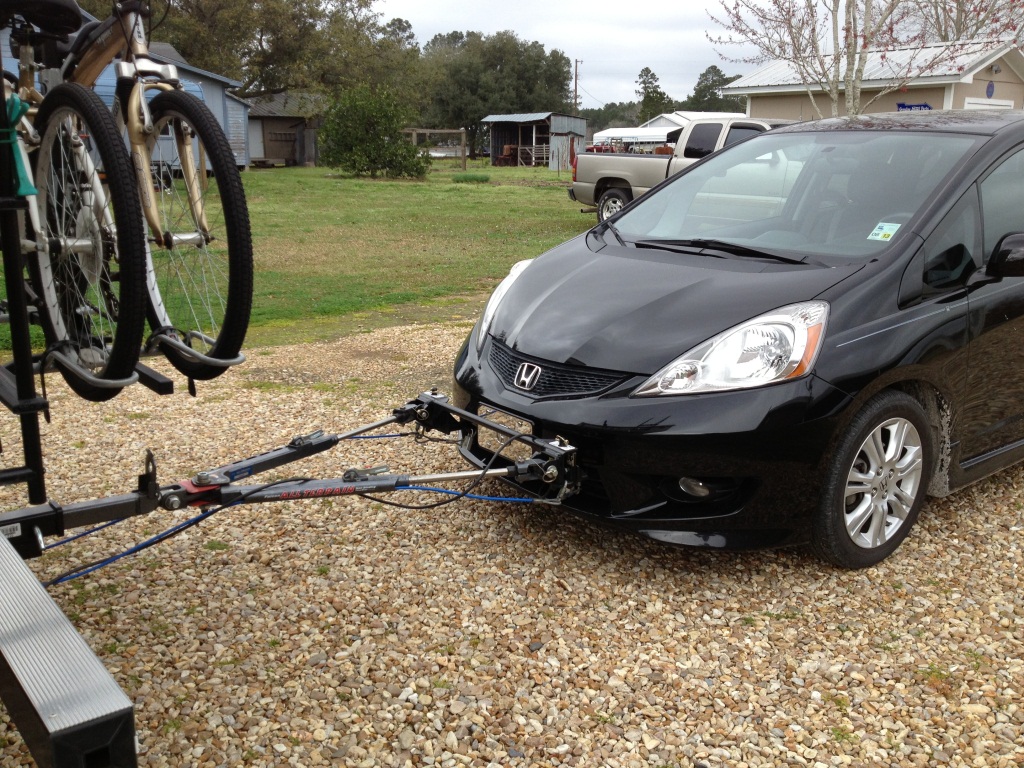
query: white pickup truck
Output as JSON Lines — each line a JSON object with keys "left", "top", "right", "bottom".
{"left": 569, "top": 116, "right": 790, "bottom": 221}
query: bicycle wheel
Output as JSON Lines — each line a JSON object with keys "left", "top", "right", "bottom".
{"left": 28, "top": 82, "right": 147, "bottom": 401}
{"left": 144, "top": 89, "right": 252, "bottom": 380}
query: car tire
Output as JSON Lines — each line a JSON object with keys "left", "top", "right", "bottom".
{"left": 597, "top": 188, "right": 631, "bottom": 222}
{"left": 813, "top": 390, "right": 933, "bottom": 568}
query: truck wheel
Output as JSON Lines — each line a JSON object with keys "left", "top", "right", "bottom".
{"left": 597, "top": 189, "right": 631, "bottom": 222}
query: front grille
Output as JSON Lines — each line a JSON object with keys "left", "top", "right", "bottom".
{"left": 488, "top": 340, "right": 629, "bottom": 399}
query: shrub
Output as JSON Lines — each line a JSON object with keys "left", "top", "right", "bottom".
{"left": 319, "top": 85, "right": 430, "bottom": 179}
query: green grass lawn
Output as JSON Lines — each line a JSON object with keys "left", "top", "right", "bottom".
{"left": 0, "top": 160, "right": 591, "bottom": 352}
{"left": 243, "top": 159, "right": 591, "bottom": 345}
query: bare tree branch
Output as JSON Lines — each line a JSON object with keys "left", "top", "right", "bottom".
{"left": 709, "top": 0, "right": 1021, "bottom": 116}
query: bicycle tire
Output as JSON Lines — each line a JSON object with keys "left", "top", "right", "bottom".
{"left": 144, "top": 89, "right": 253, "bottom": 380}
{"left": 28, "top": 82, "right": 147, "bottom": 401}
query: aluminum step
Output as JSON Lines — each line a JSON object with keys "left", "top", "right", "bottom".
{"left": 0, "top": 535, "right": 137, "bottom": 767}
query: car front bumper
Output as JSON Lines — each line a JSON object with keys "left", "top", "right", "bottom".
{"left": 452, "top": 335, "right": 852, "bottom": 550}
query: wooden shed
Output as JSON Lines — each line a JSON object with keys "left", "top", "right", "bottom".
{"left": 246, "top": 92, "right": 324, "bottom": 167}
{"left": 481, "top": 112, "right": 587, "bottom": 170}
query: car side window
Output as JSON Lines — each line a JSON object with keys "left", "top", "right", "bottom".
{"left": 922, "top": 186, "right": 980, "bottom": 292}
{"left": 980, "top": 146, "right": 1024, "bottom": 263}
{"left": 724, "top": 125, "right": 762, "bottom": 147}
{"left": 683, "top": 124, "right": 724, "bottom": 159}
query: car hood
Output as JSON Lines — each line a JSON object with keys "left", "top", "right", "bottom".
{"left": 490, "top": 237, "right": 864, "bottom": 373}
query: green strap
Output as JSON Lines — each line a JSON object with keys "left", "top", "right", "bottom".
{"left": 3, "top": 95, "right": 38, "bottom": 197}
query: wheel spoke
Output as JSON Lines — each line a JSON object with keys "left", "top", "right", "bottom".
{"left": 890, "top": 488, "right": 914, "bottom": 519}
{"left": 862, "top": 429, "right": 886, "bottom": 472}
{"left": 885, "top": 420, "right": 910, "bottom": 462}
{"left": 844, "top": 496, "right": 874, "bottom": 539}
{"left": 865, "top": 500, "right": 889, "bottom": 548}
{"left": 895, "top": 444, "right": 923, "bottom": 480}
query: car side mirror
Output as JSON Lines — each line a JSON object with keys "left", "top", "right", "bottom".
{"left": 987, "top": 232, "right": 1024, "bottom": 278}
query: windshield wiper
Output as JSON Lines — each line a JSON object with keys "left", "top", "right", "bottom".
{"left": 634, "top": 238, "right": 812, "bottom": 265}
{"left": 597, "top": 219, "right": 627, "bottom": 247}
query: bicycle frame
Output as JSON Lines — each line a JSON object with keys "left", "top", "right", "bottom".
{"left": 62, "top": 5, "right": 210, "bottom": 261}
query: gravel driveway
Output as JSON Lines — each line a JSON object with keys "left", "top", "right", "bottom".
{"left": 1, "top": 323, "right": 1022, "bottom": 767}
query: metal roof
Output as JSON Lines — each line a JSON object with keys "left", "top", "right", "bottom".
{"left": 724, "top": 39, "right": 1019, "bottom": 94}
{"left": 593, "top": 126, "right": 679, "bottom": 142}
{"left": 639, "top": 110, "right": 745, "bottom": 128}
{"left": 148, "top": 42, "right": 242, "bottom": 88}
{"left": 247, "top": 91, "right": 324, "bottom": 118}
{"left": 481, "top": 113, "right": 556, "bottom": 123}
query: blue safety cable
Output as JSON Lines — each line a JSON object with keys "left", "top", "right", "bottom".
{"left": 43, "top": 432, "right": 534, "bottom": 584}
{"left": 46, "top": 501, "right": 240, "bottom": 586}
{"left": 45, "top": 519, "right": 124, "bottom": 550}
{"left": 397, "top": 485, "right": 533, "bottom": 503}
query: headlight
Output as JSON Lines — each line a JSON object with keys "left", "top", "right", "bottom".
{"left": 633, "top": 301, "right": 829, "bottom": 396}
{"left": 476, "top": 259, "right": 532, "bottom": 352}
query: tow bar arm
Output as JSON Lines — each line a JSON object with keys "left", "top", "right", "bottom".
{"left": 0, "top": 392, "right": 579, "bottom": 559}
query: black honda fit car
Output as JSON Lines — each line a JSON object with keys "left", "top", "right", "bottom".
{"left": 454, "top": 110, "right": 1024, "bottom": 568}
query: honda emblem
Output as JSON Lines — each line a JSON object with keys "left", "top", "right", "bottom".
{"left": 514, "top": 362, "right": 542, "bottom": 391}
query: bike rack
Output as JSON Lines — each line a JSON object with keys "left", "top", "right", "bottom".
{"left": 147, "top": 329, "right": 246, "bottom": 369}
{"left": 46, "top": 347, "right": 140, "bottom": 391}
{"left": 0, "top": 48, "right": 143, "bottom": 766}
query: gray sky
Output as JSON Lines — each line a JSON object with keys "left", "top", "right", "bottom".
{"left": 371, "top": 0, "right": 757, "bottom": 109}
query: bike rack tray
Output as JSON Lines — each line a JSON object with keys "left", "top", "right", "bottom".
{"left": 0, "top": 535, "right": 137, "bottom": 768}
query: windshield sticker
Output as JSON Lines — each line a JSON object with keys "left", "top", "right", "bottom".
{"left": 868, "top": 222, "right": 901, "bottom": 241}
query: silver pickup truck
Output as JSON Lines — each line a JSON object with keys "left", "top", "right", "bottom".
{"left": 569, "top": 116, "right": 790, "bottom": 221}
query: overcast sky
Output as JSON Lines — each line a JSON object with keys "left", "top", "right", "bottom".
{"left": 371, "top": 0, "right": 757, "bottom": 109}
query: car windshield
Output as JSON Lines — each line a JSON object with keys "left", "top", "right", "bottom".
{"left": 613, "top": 130, "right": 981, "bottom": 263}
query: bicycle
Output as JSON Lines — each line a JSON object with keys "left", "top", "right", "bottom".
{"left": 57, "top": 0, "right": 253, "bottom": 381}
{"left": 4, "top": 3, "right": 149, "bottom": 402}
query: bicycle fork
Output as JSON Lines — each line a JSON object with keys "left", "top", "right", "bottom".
{"left": 120, "top": 78, "right": 229, "bottom": 361}
{"left": 123, "top": 79, "right": 209, "bottom": 249}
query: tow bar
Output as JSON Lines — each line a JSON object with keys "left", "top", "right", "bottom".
{"left": 0, "top": 390, "right": 580, "bottom": 561}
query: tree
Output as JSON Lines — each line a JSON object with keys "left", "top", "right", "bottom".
{"left": 906, "top": 0, "right": 1021, "bottom": 41}
{"left": 709, "top": 0, "right": 1022, "bottom": 118}
{"left": 678, "top": 65, "right": 746, "bottom": 112}
{"left": 422, "top": 31, "right": 572, "bottom": 157}
{"left": 635, "top": 67, "right": 674, "bottom": 124}
{"left": 136, "top": 0, "right": 407, "bottom": 98}
{"left": 319, "top": 85, "right": 429, "bottom": 178}
{"left": 579, "top": 102, "right": 639, "bottom": 133}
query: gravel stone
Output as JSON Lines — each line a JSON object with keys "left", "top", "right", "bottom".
{"left": 0, "top": 322, "right": 1021, "bottom": 767}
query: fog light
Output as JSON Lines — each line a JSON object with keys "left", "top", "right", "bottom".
{"left": 678, "top": 477, "right": 712, "bottom": 498}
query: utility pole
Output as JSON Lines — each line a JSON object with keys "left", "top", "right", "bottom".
{"left": 574, "top": 59, "right": 582, "bottom": 114}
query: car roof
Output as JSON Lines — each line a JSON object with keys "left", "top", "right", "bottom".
{"left": 770, "top": 109, "right": 1024, "bottom": 137}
